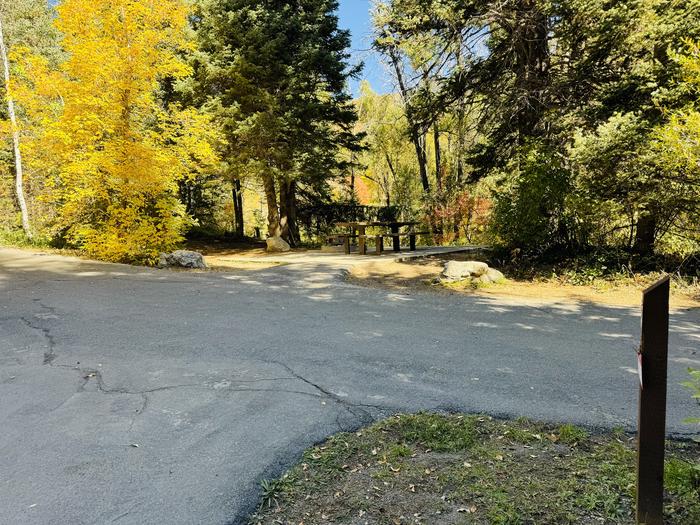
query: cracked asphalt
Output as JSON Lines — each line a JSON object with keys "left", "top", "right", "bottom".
{"left": 1, "top": 247, "right": 699, "bottom": 525}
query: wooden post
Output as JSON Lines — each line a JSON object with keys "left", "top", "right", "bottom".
{"left": 375, "top": 235, "right": 383, "bottom": 255}
{"left": 343, "top": 235, "right": 350, "bottom": 255}
{"left": 636, "top": 275, "right": 670, "bottom": 525}
{"left": 409, "top": 231, "right": 416, "bottom": 251}
{"left": 358, "top": 226, "right": 367, "bottom": 255}
{"left": 391, "top": 223, "right": 401, "bottom": 252}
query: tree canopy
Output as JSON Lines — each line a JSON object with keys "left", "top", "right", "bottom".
{"left": 371, "top": 0, "right": 700, "bottom": 258}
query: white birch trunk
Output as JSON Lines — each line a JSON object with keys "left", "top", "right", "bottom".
{"left": 0, "top": 14, "right": 32, "bottom": 239}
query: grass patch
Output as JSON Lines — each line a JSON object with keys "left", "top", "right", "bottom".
{"left": 382, "top": 412, "right": 477, "bottom": 452}
{"left": 258, "top": 475, "right": 297, "bottom": 511}
{"left": 665, "top": 457, "right": 700, "bottom": 495}
{"left": 558, "top": 423, "right": 590, "bottom": 444}
{"left": 250, "top": 413, "right": 700, "bottom": 525}
{"left": 0, "top": 229, "right": 53, "bottom": 249}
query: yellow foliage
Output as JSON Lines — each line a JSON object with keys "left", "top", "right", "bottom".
{"left": 10, "top": 0, "right": 219, "bottom": 263}
{"left": 676, "top": 39, "right": 700, "bottom": 86}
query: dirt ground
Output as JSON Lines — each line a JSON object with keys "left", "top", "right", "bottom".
{"left": 186, "top": 239, "right": 293, "bottom": 270}
{"left": 348, "top": 255, "right": 700, "bottom": 310}
{"left": 184, "top": 240, "right": 700, "bottom": 309}
{"left": 251, "top": 414, "right": 700, "bottom": 525}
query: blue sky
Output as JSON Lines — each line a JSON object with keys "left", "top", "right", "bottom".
{"left": 337, "top": 0, "right": 390, "bottom": 97}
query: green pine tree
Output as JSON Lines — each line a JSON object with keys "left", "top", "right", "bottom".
{"left": 190, "top": 0, "right": 363, "bottom": 247}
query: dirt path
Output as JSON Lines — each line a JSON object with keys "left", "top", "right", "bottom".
{"left": 349, "top": 259, "right": 700, "bottom": 310}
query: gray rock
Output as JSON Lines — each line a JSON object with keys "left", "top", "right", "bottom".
{"left": 442, "top": 260, "right": 490, "bottom": 281}
{"left": 488, "top": 268, "right": 505, "bottom": 282}
{"left": 266, "top": 236, "right": 291, "bottom": 253}
{"left": 479, "top": 268, "right": 506, "bottom": 284}
{"left": 158, "top": 250, "right": 207, "bottom": 269}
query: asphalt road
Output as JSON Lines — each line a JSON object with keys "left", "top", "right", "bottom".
{"left": 1, "top": 247, "right": 699, "bottom": 525}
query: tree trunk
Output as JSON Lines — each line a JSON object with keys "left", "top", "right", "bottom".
{"left": 634, "top": 212, "right": 657, "bottom": 257}
{"left": 262, "top": 174, "right": 281, "bottom": 237}
{"left": 279, "top": 178, "right": 299, "bottom": 247}
{"left": 287, "top": 180, "right": 299, "bottom": 246}
{"left": 410, "top": 131, "right": 429, "bottom": 192}
{"left": 231, "top": 178, "right": 244, "bottom": 237}
{"left": 511, "top": 0, "right": 550, "bottom": 140}
{"left": 433, "top": 123, "right": 442, "bottom": 191}
{"left": 455, "top": 103, "right": 466, "bottom": 184}
{"left": 383, "top": 152, "right": 398, "bottom": 208}
{"left": 279, "top": 179, "right": 289, "bottom": 242}
{"left": 388, "top": 48, "right": 430, "bottom": 194}
{"left": 349, "top": 152, "right": 356, "bottom": 203}
{"left": 454, "top": 46, "right": 466, "bottom": 185}
{"left": 0, "top": 16, "right": 31, "bottom": 239}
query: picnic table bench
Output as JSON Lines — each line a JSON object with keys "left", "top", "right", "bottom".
{"left": 331, "top": 221, "right": 431, "bottom": 255}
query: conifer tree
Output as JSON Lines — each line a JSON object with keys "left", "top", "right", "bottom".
{"left": 192, "top": 0, "right": 362, "bottom": 246}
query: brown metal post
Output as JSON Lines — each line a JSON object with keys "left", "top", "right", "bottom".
{"left": 636, "top": 275, "right": 670, "bottom": 525}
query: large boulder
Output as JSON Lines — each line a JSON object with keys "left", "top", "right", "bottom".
{"left": 158, "top": 250, "right": 207, "bottom": 269}
{"left": 442, "top": 260, "right": 490, "bottom": 281}
{"left": 266, "top": 236, "right": 291, "bottom": 253}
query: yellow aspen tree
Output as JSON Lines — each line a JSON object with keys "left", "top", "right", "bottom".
{"left": 31, "top": 0, "right": 218, "bottom": 263}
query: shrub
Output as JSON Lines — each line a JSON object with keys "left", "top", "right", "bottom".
{"left": 491, "top": 143, "right": 580, "bottom": 254}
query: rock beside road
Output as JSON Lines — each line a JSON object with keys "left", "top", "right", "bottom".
{"left": 158, "top": 250, "right": 207, "bottom": 269}
{"left": 479, "top": 268, "right": 505, "bottom": 284}
{"left": 441, "top": 260, "right": 505, "bottom": 284}
{"left": 266, "top": 236, "right": 291, "bottom": 253}
{"left": 442, "top": 260, "right": 489, "bottom": 280}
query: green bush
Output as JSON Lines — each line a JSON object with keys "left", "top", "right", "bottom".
{"left": 491, "top": 143, "right": 580, "bottom": 254}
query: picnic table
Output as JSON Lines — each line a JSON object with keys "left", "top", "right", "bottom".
{"left": 331, "top": 221, "right": 429, "bottom": 255}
